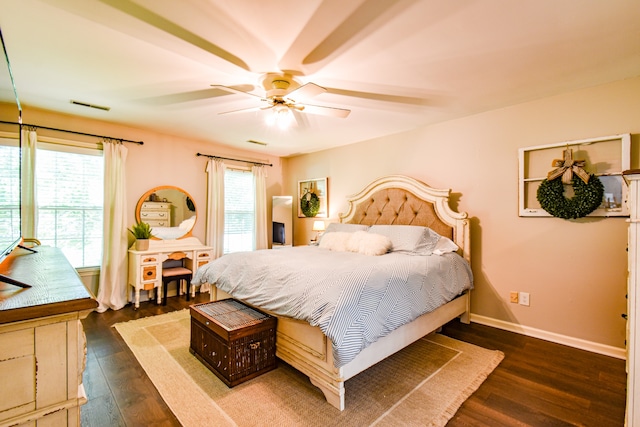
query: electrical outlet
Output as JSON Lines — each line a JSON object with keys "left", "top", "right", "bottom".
{"left": 519, "top": 292, "right": 530, "bottom": 306}
{"left": 509, "top": 291, "right": 519, "bottom": 303}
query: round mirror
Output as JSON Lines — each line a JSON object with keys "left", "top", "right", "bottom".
{"left": 135, "top": 186, "right": 197, "bottom": 240}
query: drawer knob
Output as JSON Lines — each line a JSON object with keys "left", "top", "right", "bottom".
{"left": 145, "top": 270, "right": 153, "bottom": 277}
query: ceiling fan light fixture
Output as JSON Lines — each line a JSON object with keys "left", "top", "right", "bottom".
{"left": 216, "top": 72, "right": 350, "bottom": 122}
{"left": 266, "top": 104, "right": 293, "bottom": 129}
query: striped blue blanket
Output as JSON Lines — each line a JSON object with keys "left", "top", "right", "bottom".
{"left": 192, "top": 245, "right": 472, "bottom": 367}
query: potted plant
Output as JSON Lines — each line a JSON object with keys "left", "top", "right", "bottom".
{"left": 129, "top": 221, "right": 152, "bottom": 250}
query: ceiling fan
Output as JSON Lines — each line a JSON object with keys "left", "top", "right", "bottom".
{"left": 212, "top": 73, "right": 351, "bottom": 127}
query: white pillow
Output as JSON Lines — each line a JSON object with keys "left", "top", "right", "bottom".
{"left": 432, "top": 236, "right": 459, "bottom": 255}
{"left": 346, "top": 231, "right": 392, "bottom": 256}
{"left": 319, "top": 230, "right": 391, "bottom": 256}
{"left": 324, "top": 222, "right": 370, "bottom": 234}
{"left": 319, "top": 231, "right": 351, "bottom": 252}
{"left": 368, "top": 225, "right": 441, "bottom": 255}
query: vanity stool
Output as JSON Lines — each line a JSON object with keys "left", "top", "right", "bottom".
{"left": 161, "top": 266, "right": 192, "bottom": 306}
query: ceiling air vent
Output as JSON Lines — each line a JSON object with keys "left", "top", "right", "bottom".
{"left": 70, "top": 100, "right": 111, "bottom": 111}
{"left": 247, "top": 139, "right": 267, "bottom": 146}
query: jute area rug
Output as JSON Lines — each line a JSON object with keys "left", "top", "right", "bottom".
{"left": 115, "top": 309, "right": 503, "bottom": 427}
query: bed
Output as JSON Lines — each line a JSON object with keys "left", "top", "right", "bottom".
{"left": 193, "top": 175, "right": 472, "bottom": 410}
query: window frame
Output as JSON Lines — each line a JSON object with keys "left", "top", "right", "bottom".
{"left": 518, "top": 134, "right": 630, "bottom": 217}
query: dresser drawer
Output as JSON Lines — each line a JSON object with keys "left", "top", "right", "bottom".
{"left": 147, "top": 220, "right": 169, "bottom": 227}
{"left": 140, "top": 254, "right": 160, "bottom": 265}
{"left": 141, "top": 202, "right": 170, "bottom": 210}
{"left": 195, "top": 250, "right": 212, "bottom": 268}
{"left": 141, "top": 265, "right": 158, "bottom": 281}
{"left": 140, "top": 211, "right": 170, "bottom": 220}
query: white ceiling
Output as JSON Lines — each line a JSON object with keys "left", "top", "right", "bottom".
{"left": 0, "top": 0, "right": 638, "bottom": 157}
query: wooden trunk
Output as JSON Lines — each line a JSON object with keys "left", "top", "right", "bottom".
{"left": 189, "top": 299, "right": 277, "bottom": 387}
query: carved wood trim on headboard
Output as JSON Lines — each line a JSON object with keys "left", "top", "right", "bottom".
{"left": 339, "top": 175, "right": 470, "bottom": 262}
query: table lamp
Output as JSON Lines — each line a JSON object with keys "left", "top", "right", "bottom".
{"left": 312, "top": 220, "right": 325, "bottom": 241}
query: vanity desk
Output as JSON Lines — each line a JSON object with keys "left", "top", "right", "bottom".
{"left": 128, "top": 237, "right": 212, "bottom": 309}
{"left": 129, "top": 185, "right": 211, "bottom": 309}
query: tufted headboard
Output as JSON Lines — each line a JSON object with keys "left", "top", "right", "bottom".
{"left": 339, "top": 175, "right": 470, "bottom": 262}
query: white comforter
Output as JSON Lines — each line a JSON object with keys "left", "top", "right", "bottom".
{"left": 192, "top": 246, "right": 473, "bottom": 367}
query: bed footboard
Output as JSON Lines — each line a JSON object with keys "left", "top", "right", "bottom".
{"left": 210, "top": 287, "right": 470, "bottom": 411}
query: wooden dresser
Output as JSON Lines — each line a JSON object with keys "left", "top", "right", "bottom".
{"left": 139, "top": 201, "right": 172, "bottom": 227}
{"left": 0, "top": 246, "right": 98, "bottom": 427}
{"left": 623, "top": 170, "right": 640, "bottom": 427}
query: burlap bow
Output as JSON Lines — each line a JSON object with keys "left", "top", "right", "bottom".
{"left": 547, "top": 148, "right": 590, "bottom": 184}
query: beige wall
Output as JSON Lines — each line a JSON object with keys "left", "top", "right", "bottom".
{"left": 284, "top": 76, "right": 640, "bottom": 353}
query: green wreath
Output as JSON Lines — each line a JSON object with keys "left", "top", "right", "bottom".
{"left": 536, "top": 174, "right": 604, "bottom": 219}
{"left": 300, "top": 192, "right": 320, "bottom": 217}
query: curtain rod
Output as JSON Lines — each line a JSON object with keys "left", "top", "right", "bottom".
{"left": 0, "top": 120, "right": 144, "bottom": 145}
{"left": 196, "top": 152, "right": 272, "bottom": 167}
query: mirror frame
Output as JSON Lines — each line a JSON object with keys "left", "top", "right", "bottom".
{"left": 135, "top": 185, "right": 197, "bottom": 240}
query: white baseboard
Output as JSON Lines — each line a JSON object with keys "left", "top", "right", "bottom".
{"left": 470, "top": 314, "right": 626, "bottom": 360}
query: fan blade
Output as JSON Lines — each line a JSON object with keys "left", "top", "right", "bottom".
{"left": 287, "top": 82, "right": 326, "bottom": 100}
{"left": 291, "top": 110, "right": 309, "bottom": 128}
{"left": 141, "top": 85, "right": 255, "bottom": 105}
{"left": 212, "top": 85, "right": 264, "bottom": 100}
{"left": 91, "top": 0, "right": 274, "bottom": 72}
{"left": 218, "top": 105, "right": 264, "bottom": 115}
{"left": 297, "top": 103, "right": 351, "bottom": 118}
{"left": 279, "top": 0, "right": 411, "bottom": 75}
{"left": 325, "top": 87, "right": 433, "bottom": 106}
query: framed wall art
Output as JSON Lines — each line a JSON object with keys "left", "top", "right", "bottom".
{"left": 298, "top": 177, "right": 328, "bottom": 218}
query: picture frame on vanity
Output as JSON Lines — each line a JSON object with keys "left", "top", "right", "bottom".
{"left": 298, "top": 177, "right": 328, "bottom": 218}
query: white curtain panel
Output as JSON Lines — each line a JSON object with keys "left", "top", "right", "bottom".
{"left": 96, "top": 141, "right": 128, "bottom": 312}
{"left": 20, "top": 129, "right": 37, "bottom": 239}
{"left": 205, "top": 158, "right": 226, "bottom": 258}
{"left": 253, "top": 165, "right": 268, "bottom": 250}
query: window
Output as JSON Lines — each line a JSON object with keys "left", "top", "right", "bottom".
{"left": 223, "top": 168, "right": 254, "bottom": 253}
{"left": 0, "top": 137, "right": 20, "bottom": 248}
{"left": 35, "top": 142, "right": 104, "bottom": 268}
{"left": 518, "top": 134, "right": 630, "bottom": 217}
{"left": 0, "top": 134, "right": 104, "bottom": 269}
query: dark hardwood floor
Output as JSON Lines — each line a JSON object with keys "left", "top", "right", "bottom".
{"left": 81, "top": 295, "right": 627, "bottom": 426}
{"left": 442, "top": 321, "right": 626, "bottom": 427}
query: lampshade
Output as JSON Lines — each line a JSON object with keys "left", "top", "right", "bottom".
{"left": 312, "top": 220, "right": 325, "bottom": 232}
